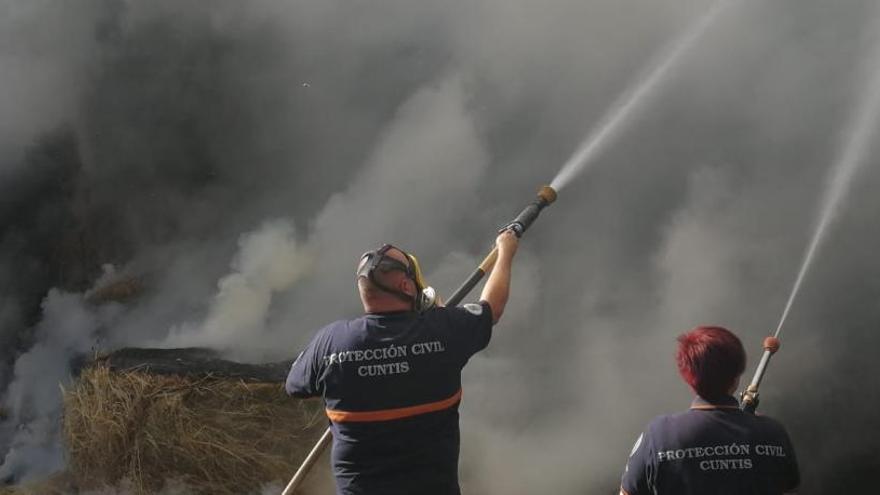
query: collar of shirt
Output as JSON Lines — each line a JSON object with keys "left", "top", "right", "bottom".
{"left": 690, "top": 395, "right": 741, "bottom": 410}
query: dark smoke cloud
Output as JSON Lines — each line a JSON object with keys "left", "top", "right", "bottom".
{"left": 2, "top": 0, "right": 880, "bottom": 491}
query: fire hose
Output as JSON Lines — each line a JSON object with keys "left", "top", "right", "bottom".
{"left": 280, "top": 185, "right": 557, "bottom": 495}
{"left": 740, "top": 336, "right": 781, "bottom": 414}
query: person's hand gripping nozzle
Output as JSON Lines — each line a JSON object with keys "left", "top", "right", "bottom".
{"left": 446, "top": 185, "right": 557, "bottom": 307}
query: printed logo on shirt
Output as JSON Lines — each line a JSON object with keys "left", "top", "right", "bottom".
{"left": 322, "top": 341, "right": 448, "bottom": 379}
{"left": 463, "top": 303, "right": 483, "bottom": 316}
{"left": 656, "top": 443, "right": 789, "bottom": 471}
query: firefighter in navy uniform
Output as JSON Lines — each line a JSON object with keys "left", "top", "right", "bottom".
{"left": 620, "top": 326, "right": 799, "bottom": 495}
{"left": 286, "top": 231, "right": 518, "bottom": 495}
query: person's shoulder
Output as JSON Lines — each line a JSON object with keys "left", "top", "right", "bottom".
{"left": 629, "top": 414, "right": 673, "bottom": 450}
{"left": 431, "top": 301, "right": 490, "bottom": 317}
{"left": 644, "top": 412, "right": 679, "bottom": 435}
{"left": 315, "top": 318, "right": 358, "bottom": 339}
{"left": 423, "top": 302, "right": 491, "bottom": 330}
{"left": 751, "top": 413, "right": 792, "bottom": 435}
{"left": 320, "top": 317, "right": 354, "bottom": 330}
{"left": 414, "top": 306, "right": 449, "bottom": 326}
{"left": 644, "top": 408, "right": 706, "bottom": 438}
{"left": 462, "top": 301, "right": 490, "bottom": 317}
{"left": 649, "top": 408, "right": 695, "bottom": 425}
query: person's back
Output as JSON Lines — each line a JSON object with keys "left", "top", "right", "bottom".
{"left": 626, "top": 396, "right": 798, "bottom": 494}
{"left": 621, "top": 326, "right": 799, "bottom": 495}
{"left": 287, "top": 235, "right": 518, "bottom": 495}
{"left": 289, "top": 305, "right": 492, "bottom": 494}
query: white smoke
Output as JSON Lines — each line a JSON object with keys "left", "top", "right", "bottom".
{"left": 3, "top": 0, "right": 880, "bottom": 493}
{"left": 160, "top": 76, "right": 491, "bottom": 361}
{"left": 164, "top": 219, "right": 311, "bottom": 356}
{"left": 0, "top": 291, "right": 120, "bottom": 483}
{"left": 262, "top": 76, "right": 491, "bottom": 354}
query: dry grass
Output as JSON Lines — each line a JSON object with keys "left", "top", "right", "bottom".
{"left": 62, "top": 365, "right": 326, "bottom": 494}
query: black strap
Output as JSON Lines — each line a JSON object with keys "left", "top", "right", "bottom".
{"left": 357, "top": 245, "right": 417, "bottom": 306}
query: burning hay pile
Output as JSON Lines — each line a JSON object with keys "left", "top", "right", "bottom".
{"left": 60, "top": 351, "right": 327, "bottom": 494}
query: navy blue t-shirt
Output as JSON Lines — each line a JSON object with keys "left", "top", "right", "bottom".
{"left": 621, "top": 396, "right": 799, "bottom": 495}
{"left": 286, "top": 301, "right": 493, "bottom": 495}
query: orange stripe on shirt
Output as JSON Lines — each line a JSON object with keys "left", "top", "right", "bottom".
{"left": 326, "top": 389, "right": 463, "bottom": 423}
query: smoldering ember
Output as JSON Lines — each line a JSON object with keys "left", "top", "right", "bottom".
{"left": 2, "top": 0, "right": 880, "bottom": 494}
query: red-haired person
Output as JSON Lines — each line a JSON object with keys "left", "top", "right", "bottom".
{"left": 620, "top": 326, "right": 799, "bottom": 495}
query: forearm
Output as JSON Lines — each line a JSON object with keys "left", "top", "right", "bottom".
{"left": 480, "top": 249, "right": 514, "bottom": 323}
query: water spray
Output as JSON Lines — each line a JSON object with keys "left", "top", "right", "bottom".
{"left": 550, "top": 0, "right": 735, "bottom": 191}
{"left": 281, "top": 185, "right": 557, "bottom": 495}
{"left": 741, "top": 11, "right": 880, "bottom": 414}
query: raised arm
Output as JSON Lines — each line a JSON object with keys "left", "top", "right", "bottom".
{"left": 479, "top": 229, "right": 518, "bottom": 324}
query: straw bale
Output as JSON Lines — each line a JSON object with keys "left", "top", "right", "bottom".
{"left": 63, "top": 365, "right": 325, "bottom": 494}
{"left": 97, "top": 348, "right": 292, "bottom": 383}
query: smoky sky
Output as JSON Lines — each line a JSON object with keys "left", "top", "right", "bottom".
{"left": 2, "top": 0, "right": 880, "bottom": 492}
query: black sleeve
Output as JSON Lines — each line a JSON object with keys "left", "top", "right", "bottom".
{"left": 445, "top": 300, "right": 494, "bottom": 357}
{"left": 621, "top": 430, "right": 652, "bottom": 495}
{"left": 780, "top": 425, "right": 800, "bottom": 491}
{"left": 285, "top": 332, "right": 325, "bottom": 398}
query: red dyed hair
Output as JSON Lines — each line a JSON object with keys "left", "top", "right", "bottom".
{"left": 676, "top": 326, "right": 746, "bottom": 400}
